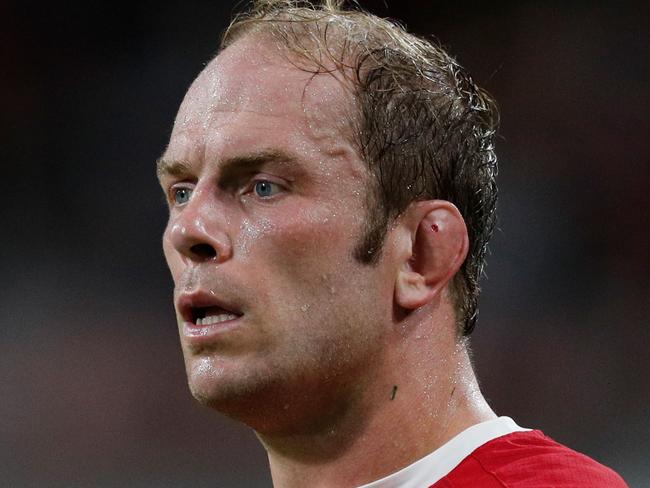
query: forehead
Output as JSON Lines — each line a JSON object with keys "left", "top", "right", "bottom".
{"left": 167, "top": 36, "right": 358, "bottom": 164}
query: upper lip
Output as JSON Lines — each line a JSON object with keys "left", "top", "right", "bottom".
{"left": 176, "top": 291, "right": 242, "bottom": 324}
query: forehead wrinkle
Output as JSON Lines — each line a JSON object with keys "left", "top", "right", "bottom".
{"left": 206, "top": 107, "right": 293, "bottom": 121}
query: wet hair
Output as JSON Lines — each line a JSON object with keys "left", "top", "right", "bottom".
{"left": 220, "top": 0, "right": 499, "bottom": 335}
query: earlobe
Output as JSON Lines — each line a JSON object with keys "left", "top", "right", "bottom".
{"left": 395, "top": 201, "right": 469, "bottom": 310}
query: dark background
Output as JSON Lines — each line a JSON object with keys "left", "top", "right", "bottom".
{"left": 2, "top": 1, "right": 648, "bottom": 486}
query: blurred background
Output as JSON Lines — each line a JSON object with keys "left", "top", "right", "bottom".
{"left": 2, "top": 0, "right": 648, "bottom": 486}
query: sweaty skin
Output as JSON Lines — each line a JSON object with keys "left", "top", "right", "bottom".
{"left": 160, "top": 36, "right": 495, "bottom": 488}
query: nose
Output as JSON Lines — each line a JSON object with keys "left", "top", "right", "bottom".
{"left": 165, "top": 192, "right": 232, "bottom": 264}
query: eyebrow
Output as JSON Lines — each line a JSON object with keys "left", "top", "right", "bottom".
{"left": 156, "top": 158, "right": 192, "bottom": 180}
{"left": 156, "top": 149, "right": 299, "bottom": 183}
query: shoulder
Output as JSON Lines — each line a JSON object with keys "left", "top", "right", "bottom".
{"left": 431, "top": 430, "right": 629, "bottom": 488}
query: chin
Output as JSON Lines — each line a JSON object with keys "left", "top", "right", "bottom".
{"left": 185, "top": 356, "right": 265, "bottom": 410}
{"left": 184, "top": 355, "right": 226, "bottom": 399}
{"left": 187, "top": 377, "right": 284, "bottom": 432}
{"left": 183, "top": 357, "right": 308, "bottom": 433}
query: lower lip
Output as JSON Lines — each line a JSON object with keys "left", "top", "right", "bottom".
{"left": 182, "top": 316, "right": 242, "bottom": 344}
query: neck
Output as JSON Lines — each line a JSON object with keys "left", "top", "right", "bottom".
{"left": 259, "top": 316, "right": 495, "bottom": 488}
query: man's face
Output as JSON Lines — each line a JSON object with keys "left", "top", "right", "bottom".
{"left": 159, "top": 38, "right": 397, "bottom": 430}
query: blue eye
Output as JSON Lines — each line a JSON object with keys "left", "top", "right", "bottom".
{"left": 254, "top": 180, "right": 280, "bottom": 198}
{"left": 173, "top": 187, "right": 192, "bottom": 205}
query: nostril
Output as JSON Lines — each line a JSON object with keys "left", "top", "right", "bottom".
{"left": 190, "top": 243, "right": 217, "bottom": 260}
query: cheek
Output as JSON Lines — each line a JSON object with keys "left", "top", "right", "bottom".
{"left": 258, "top": 215, "right": 372, "bottom": 314}
{"left": 238, "top": 207, "right": 358, "bottom": 270}
{"left": 233, "top": 209, "right": 362, "bottom": 323}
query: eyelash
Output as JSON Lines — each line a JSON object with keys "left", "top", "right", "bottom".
{"left": 169, "top": 184, "right": 194, "bottom": 206}
{"left": 167, "top": 176, "right": 287, "bottom": 207}
{"left": 246, "top": 178, "right": 285, "bottom": 199}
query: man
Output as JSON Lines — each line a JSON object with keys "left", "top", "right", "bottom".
{"left": 157, "top": 1, "right": 628, "bottom": 486}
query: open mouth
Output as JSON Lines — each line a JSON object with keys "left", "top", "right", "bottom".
{"left": 177, "top": 292, "right": 243, "bottom": 331}
{"left": 192, "top": 306, "right": 241, "bottom": 326}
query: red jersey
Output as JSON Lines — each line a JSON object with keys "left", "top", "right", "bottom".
{"left": 430, "top": 430, "right": 628, "bottom": 487}
{"left": 359, "top": 417, "right": 628, "bottom": 488}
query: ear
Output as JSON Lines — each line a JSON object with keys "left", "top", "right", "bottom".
{"left": 395, "top": 200, "right": 469, "bottom": 310}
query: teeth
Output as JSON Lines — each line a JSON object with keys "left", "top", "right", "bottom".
{"left": 196, "top": 313, "right": 238, "bottom": 326}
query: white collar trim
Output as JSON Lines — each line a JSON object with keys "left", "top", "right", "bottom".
{"left": 357, "top": 417, "right": 530, "bottom": 488}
